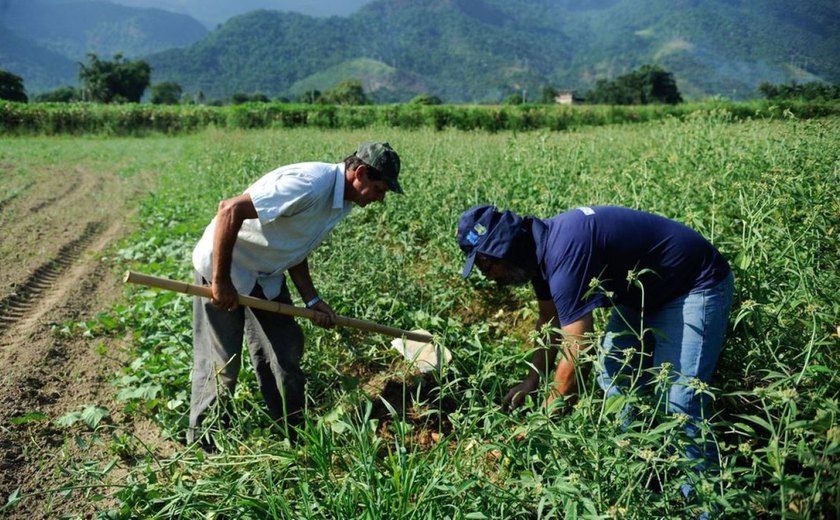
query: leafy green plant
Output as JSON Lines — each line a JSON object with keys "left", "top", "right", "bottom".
{"left": 5, "top": 114, "right": 837, "bottom": 517}
{"left": 57, "top": 405, "right": 110, "bottom": 430}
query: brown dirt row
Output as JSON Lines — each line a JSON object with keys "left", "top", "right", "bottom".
{"left": 0, "top": 165, "right": 170, "bottom": 518}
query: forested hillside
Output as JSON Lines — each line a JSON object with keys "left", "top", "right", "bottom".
{"left": 2, "top": 0, "right": 838, "bottom": 101}
{"left": 0, "top": 0, "right": 207, "bottom": 91}
{"left": 146, "top": 0, "right": 840, "bottom": 102}
{"left": 0, "top": 24, "right": 77, "bottom": 92}
{"left": 148, "top": 11, "right": 356, "bottom": 102}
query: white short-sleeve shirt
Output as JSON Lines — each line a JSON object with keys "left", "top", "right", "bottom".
{"left": 192, "top": 162, "right": 352, "bottom": 300}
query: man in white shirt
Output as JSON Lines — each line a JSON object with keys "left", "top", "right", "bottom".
{"left": 189, "top": 142, "right": 403, "bottom": 447}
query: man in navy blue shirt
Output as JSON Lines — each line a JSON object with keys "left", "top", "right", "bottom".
{"left": 457, "top": 204, "right": 734, "bottom": 472}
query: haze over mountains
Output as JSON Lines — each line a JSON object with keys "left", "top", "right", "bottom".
{"left": 103, "top": 0, "right": 371, "bottom": 27}
{"left": 1, "top": 0, "right": 838, "bottom": 102}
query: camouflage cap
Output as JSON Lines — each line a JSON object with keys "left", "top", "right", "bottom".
{"left": 355, "top": 141, "right": 403, "bottom": 194}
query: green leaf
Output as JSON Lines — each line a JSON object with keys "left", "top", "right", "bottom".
{"left": 80, "top": 405, "right": 110, "bottom": 429}
{"left": 766, "top": 447, "right": 780, "bottom": 473}
{"left": 735, "top": 413, "right": 775, "bottom": 434}
{"left": 103, "top": 458, "right": 118, "bottom": 475}
{"left": 5, "top": 488, "right": 21, "bottom": 509}
{"left": 604, "top": 394, "right": 629, "bottom": 414}
{"left": 57, "top": 411, "right": 82, "bottom": 427}
{"left": 731, "top": 422, "right": 757, "bottom": 435}
{"left": 10, "top": 412, "right": 49, "bottom": 425}
{"left": 735, "top": 251, "right": 751, "bottom": 270}
{"left": 117, "top": 384, "right": 162, "bottom": 401}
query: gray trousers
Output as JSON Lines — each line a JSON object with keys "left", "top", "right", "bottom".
{"left": 188, "top": 272, "right": 305, "bottom": 443}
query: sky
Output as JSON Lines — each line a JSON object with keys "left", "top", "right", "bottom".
{"left": 105, "top": 0, "right": 372, "bottom": 26}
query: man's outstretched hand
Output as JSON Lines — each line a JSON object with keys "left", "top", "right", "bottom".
{"left": 501, "top": 378, "right": 539, "bottom": 412}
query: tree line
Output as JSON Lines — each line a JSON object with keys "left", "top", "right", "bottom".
{"left": 758, "top": 81, "right": 840, "bottom": 101}
{"left": 0, "top": 54, "right": 391, "bottom": 106}
{"left": 2, "top": 54, "right": 838, "bottom": 106}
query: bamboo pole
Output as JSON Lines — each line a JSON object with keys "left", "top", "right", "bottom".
{"left": 123, "top": 271, "right": 433, "bottom": 343}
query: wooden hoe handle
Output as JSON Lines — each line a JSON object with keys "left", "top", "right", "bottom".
{"left": 123, "top": 271, "right": 433, "bottom": 343}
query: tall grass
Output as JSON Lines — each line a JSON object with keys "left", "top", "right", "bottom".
{"left": 4, "top": 112, "right": 838, "bottom": 518}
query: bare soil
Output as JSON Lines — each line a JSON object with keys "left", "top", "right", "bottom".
{"left": 0, "top": 164, "right": 171, "bottom": 518}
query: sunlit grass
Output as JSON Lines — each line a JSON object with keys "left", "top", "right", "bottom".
{"left": 3, "top": 113, "right": 837, "bottom": 518}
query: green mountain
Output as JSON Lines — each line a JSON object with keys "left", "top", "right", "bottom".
{"left": 0, "top": 24, "right": 78, "bottom": 93}
{"left": 4, "top": 0, "right": 838, "bottom": 101}
{"left": 147, "top": 10, "right": 355, "bottom": 99}
{"left": 145, "top": 0, "right": 839, "bottom": 102}
{"left": 554, "top": 0, "right": 838, "bottom": 99}
{"left": 1, "top": 0, "right": 208, "bottom": 92}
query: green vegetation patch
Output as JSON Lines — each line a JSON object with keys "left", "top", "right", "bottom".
{"left": 3, "top": 99, "right": 840, "bottom": 136}
{"left": 8, "top": 114, "right": 839, "bottom": 518}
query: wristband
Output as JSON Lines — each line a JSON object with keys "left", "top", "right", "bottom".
{"left": 305, "top": 295, "right": 322, "bottom": 309}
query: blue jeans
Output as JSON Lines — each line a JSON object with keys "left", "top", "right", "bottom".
{"left": 597, "top": 271, "right": 734, "bottom": 469}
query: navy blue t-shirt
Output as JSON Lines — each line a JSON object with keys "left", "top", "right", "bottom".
{"left": 530, "top": 206, "right": 731, "bottom": 325}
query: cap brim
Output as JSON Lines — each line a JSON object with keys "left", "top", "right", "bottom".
{"left": 387, "top": 178, "right": 404, "bottom": 194}
{"left": 461, "top": 251, "right": 477, "bottom": 277}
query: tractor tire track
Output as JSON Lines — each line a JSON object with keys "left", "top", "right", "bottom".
{"left": 0, "top": 221, "right": 104, "bottom": 336}
{"left": 27, "top": 180, "right": 81, "bottom": 213}
{"left": 0, "top": 181, "right": 34, "bottom": 215}
{"left": 0, "top": 217, "right": 131, "bottom": 519}
{"left": 0, "top": 151, "right": 167, "bottom": 519}
{"left": 0, "top": 168, "right": 103, "bottom": 290}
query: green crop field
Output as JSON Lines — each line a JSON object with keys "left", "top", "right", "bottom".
{"left": 2, "top": 111, "right": 838, "bottom": 518}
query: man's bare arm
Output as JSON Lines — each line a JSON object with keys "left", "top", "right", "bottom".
{"left": 502, "top": 299, "right": 562, "bottom": 411}
{"left": 288, "top": 258, "right": 336, "bottom": 328}
{"left": 210, "top": 193, "right": 257, "bottom": 310}
{"left": 546, "top": 312, "right": 594, "bottom": 409}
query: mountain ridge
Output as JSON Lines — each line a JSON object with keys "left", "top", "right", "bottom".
{"left": 147, "top": 0, "right": 840, "bottom": 102}
{"left": 0, "top": 0, "right": 208, "bottom": 91}
{"left": 2, "top": 0, "right": 838, "bottom": 101}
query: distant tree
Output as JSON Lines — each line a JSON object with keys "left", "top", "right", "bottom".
{"left": 321, "top": 80, "right": 368, "bottom": 105}
{"left": 296, "top": 90, "right": 321, "bottom": 104}
{"left": 151, "top": 81, "right": 183, "bottom": 105}
{"left": 758, "top": 80, "right": 840, "bottom": 101}
{"left": 231, "top": 92, "right": 270, "bottom": 104}
{"left": 539, "top": 85, "right": 558, "bottom": 104}
{"left": 79, "top": 53, "right": 151, "bottom": 103}
{"left": 409, "top": 93, "right": 443, "bottom": 105}
{"left": 0, "top": 70, "right": 27, "bottom": 102}
{"left": 757, "top": 82, "right": 779, "bottom": 99}
{"left": 640, "top": 65, "right": 682, "bottom": 104}
{"left": 34, "top": 86, "right": 82, "bottom": 103}
{"left": 587, "top": 65, "right": 682, "bottom": 105}
{"left": 231, "top": 92, "right": 250, "bottom": 104}
{"left": 504, "top": 93, "right": 524, "bottom": 105}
